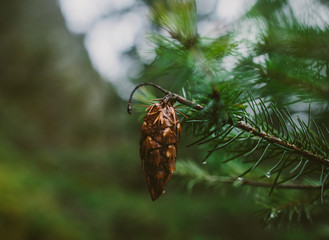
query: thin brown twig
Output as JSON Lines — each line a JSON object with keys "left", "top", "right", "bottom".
{"left": 189, "top": 174, "right": 321, "bottom": 190}
{"left": 234, "top": 121, "right": 329, "bottom": 166}
{"left": 237, "top": 178, "right": 319, "bottom": 189}
{"left": 127, "top": 83, "right": 203, "bottom": 114}
{"left": 226, "top": 178, "right": 321, "bottom": 189}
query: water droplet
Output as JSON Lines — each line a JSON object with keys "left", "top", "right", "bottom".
{"left": 265, "top": 172, "right": 271, "bottom": 178}
{"left": 233, "top": 178, "right": 243, "bottom": 188}
{"left": 202, "top": 161, "right": 207, "bottom": 165}
{"left": 270, "top": 208, "right": 280, "bottom": 219}
{"left": 162, "top": 190, "right": 166, "bottom": 194}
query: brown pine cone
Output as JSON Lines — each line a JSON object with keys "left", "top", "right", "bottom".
{"left": 139, "top": 99, "right": 181, "bottom": 201}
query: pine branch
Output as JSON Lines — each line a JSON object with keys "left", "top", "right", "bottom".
{"left": 234, "top": 121, "right": 329, "bottom": 167}
{"left": 177, "top": 161, "right": 320, "bottom": 190}
{"left": 218, "top": 176, "right": 319, "bottom": 190}
{"left": 239, "top": 178, "right": 319, "bottom": 190}
{"left": 145, "top": 0, "right": 329, "bottom": 225}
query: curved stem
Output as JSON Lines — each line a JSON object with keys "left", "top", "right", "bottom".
{"left": 127, "top": 82, "right": 203, "bottom": 114}
{"left": 127, "top": 83, "right": 170, "bottom": 114}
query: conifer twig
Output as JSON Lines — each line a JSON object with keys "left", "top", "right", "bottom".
{"left": 178, "top": 160, "right": 322, "bottom": 190}
{"left": 240, "top": 179, "right": 320, "bottom": 189}
{"left": 234, "top": 121, "right": 329, "bottom": 166}
{"left": 222, "top": 177, "right": 320, "bottom": 190}
{"left": 127, "top": 83, "right": 203, "bottom": 114}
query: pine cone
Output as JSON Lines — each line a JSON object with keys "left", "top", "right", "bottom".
{"left": 139, "top": 99, "right": 181, "bottom": 201}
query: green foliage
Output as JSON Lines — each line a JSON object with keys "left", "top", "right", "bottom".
{"left": 138, "top": 0, "right": 329, "bottom": 227}
{"left": 152, "top": 0, "right": 198, "bottom": 49}
{"left": 241, "top": 1, "right": 329, "bottom": 102}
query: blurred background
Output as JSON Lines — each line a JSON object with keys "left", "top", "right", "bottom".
{"left": 0, "top": 0, "right": 328, "bottom": 239}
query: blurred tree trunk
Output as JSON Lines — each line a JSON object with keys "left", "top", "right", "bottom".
{"left": 0, "top": 0, "right": 123, "bottom": 150}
